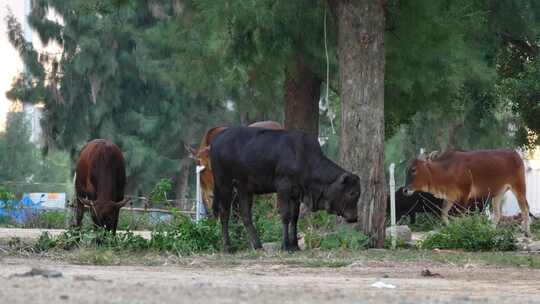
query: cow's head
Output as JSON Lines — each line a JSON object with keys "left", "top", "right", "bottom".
{"left": 324, "top": 173, "right": 360, "bottom": 223}
{"left": 80, "top": 198, "right": 131, "bottom": 231}
{"left": 186, "top": 144, "right": 211, "bottom": 171}
{"left": 403, "top": 157, "right": 431, "bottom": 196}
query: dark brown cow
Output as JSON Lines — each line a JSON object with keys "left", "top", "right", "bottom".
{"left": 403, "top": 149, "right": 531, "bottom": 235}
{"left": 188, "top": 121, "right": 283, "bottom": 213}
{"left": 74, "top": 139, "right": 130, "bottom": 233}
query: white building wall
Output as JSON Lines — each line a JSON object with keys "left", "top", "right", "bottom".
{"left": 502, "top": 159, "right": 540, "bottom": 216}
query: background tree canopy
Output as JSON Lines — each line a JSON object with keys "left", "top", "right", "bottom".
{"left": 3, "top": 0, "right": 539, "bottom": 202}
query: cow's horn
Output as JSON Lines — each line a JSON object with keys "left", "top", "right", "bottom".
{"left": 427, "top": 150, "right": 439, "bottom": 160}
{"left": 114, "top": 198, "right": 132, "bottom": 208}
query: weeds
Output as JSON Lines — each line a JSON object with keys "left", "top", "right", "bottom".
{"left": 300, "top": 211, "right": 369, "bottom": 250}
{"left": 0, "top": 187, "right": 15, "bottom": 202}
{"left": 421, "top": 213, "right": 517, "bottom": 251}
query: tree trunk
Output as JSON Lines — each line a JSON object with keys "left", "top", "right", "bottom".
{"left": 174, "top": 157, "right": 192, "bottom": 210}
{"left": 175, "top": 157, "right": 192, "bottom": 200}
{"left": 175, "top": 128, "right": 195, "bottom": 208}
{"left": 447, "top": 122, "right": 463, "bottom": 149}
{"left": 330, "top": 0, "right": 386, "bottom": 248}
{"left": 284, "top": 57, "right": 322, "bottom": 137}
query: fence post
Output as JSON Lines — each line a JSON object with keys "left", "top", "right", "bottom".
{"left": 389, "top": 163, "right": 396, "bottom": 249}
{"left": 195, "top": 165, "right": 206, "bottom": 222}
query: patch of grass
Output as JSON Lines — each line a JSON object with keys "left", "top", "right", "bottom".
{"left": 24, "top": 210, "right": 69, "bottom": 229}
{"left": 421, "top": 213, "right": 517, "bottom": 251}
{"left": 408, "top": 214, "right": 443, "bottom": 232}
{"left": 299, "top": 211, "right": 369, "bottom": 250}
{"left": 31, "top": 200, "right": 283, "bottom": 256}
{"left": 0, "top": 187, "right": 15, "bottom": 201}
{"left": 117, "top": 212, "right": 165, "bottom": 231}
{"left": 530, "top": 219, "right": 540, "bottom": 241}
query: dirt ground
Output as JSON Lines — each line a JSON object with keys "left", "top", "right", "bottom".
{"left": 2, "top": 228, "right": 540, "bottom": 303}
{"left": 1, "top": 256, "right": 540, "bottom": 304}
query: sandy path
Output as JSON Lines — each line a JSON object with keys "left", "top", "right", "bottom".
{"left": 0, "top": 228, "right": 152, "bottom": 240}
{"left": 1, "top": 257, "right": 540, "bottom": 304}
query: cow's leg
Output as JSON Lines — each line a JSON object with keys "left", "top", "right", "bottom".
{"left": 441, "top": 200, "right": 453, "bottom": 225}
{"left": 73, "top": 198, "right": 85, "bottom": 229}
{"left": 410, "top": 211, "right": 416, "bottom": 225}
{"left": 491, "top": 194, "right": 504, "bottom": 227}
{"left": 215, "top": 185, "right": 234, "bottom": 253}
{"left": 288, "top": 199, "right": 301, "bottom": 251}
{"left": 511, "top": 187, "right": 531, "bottom": 237}
{"left": 277, "top": 190, "right": 292, "bottom": 251}
{"left": 238, "top": 190, "right": 262, "bottom": 250}
{"left": 110, "top": 209, "right": 120, "bottom": 235}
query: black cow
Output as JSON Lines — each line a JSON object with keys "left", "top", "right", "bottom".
{"left": 387, "top": 186, "right": 487, "bottom": 224}
{"left": 210, "top": 127, "right": 360, "bottom": 252}
{"left": 387, "top": 187, "right": 443, "bottom": 224}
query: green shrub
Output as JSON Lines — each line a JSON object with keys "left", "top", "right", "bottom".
{"left": 299, "top": 210, "right": 338, "bottom": 232}
{"left": 33, "top": 197, "right": 372, "bottom": 254}
{"left": 407, "top": 214, "right": 442, "bottom": 232}
{"left": 301, "top": 212, "right": 369, "bottom": 250}
{"left": 36, "top": 211, "right": 222, "bottom": 255}
{"left": 0, "top": 187, "right": 15, "bottom": 202}
{"left": 421, "top": 213, "right": 517, "bottom": 251}
{"left": 36, "top": 228, "right": 150, "bottom": 252}
{"left": 253, "top": 197, "right": 282, "bottom": 243}
{"left": 150, "top": 178, "right": 173, "bottom": 204}
{"left": 150, "top": 212, "right": 221, "bottom": 255}
{"left": 321, "top": 228, "right": 369, "bottom": 250}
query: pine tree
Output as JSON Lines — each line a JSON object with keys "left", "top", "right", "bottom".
{"left": 6, "top": 1, "right": 225, "bottom": 199}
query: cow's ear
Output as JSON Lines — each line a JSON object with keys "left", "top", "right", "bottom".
{"left": 339, "top": 173, "right": 350, "bottom": 185}
{"left": 185, "top": 144, "right": 197, "bottom": 158}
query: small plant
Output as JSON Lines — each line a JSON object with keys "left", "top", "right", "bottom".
{"left": 253, "top": 197, "right": 282, "bottom": 243}
{"left": 421, "top": 213, "right": 517, "bottom": 251}
{"left": 530, "top": 219, "right": 540, "bottom": 241}
{"left": 0, "top": 186, "right": 15, "bottom": 202}
{"left": 150, "top": 212, "right": 222, "bottom": 255}
{"left": 314, "top": 226, "right": 369, "bottom": 250}
{"left": 300, "top": 211, "right": 369, "bottom": 250}
{"left": 299, "top": 211, "right": 338, "bottom": 232}
{"left": 404, "top": 213, "right": 442, "bottom": 232}
{"left": 149, "top": 178, "right": 173, "bottom": 204}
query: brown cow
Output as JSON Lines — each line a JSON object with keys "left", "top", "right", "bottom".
{"left": 188, "top": 121, "right": 283, "bottom": 213}
{"left": 74, "top": 139, "right": 130, "bottom": 233}
{"left": 403, "top": 149, "right": 531, "bottom": 235}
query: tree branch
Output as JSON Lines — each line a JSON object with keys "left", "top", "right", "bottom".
{"left": 498, "top": 31, "right": 539, "bottom": 57}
